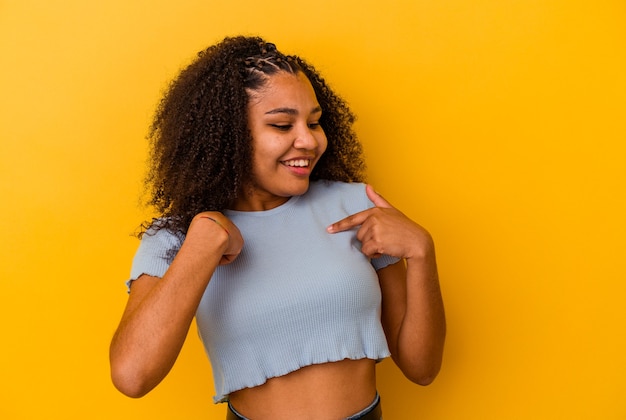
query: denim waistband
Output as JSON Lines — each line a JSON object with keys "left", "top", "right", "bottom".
{"left": 345, "top": 392, "right": 381, "bottom": 420}
{"left": 227, "top": 392, "right": 382, "bottom": 420}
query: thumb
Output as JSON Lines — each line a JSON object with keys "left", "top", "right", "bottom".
{"left": 366, "top": 184, "right": 392, "bottom": 208}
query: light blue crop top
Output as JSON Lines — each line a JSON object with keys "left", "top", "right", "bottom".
{"left": 128, "top": 181, "right": 399, "bottom": 403}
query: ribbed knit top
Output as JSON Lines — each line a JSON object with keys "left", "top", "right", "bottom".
{"left": 128, "top": 181, "right": 398, "bottom": 403}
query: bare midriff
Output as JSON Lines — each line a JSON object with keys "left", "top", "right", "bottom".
{"left": 228, "top": 358, "right": 377, "bottom": 420}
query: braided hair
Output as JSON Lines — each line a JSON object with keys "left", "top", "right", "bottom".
{"left": 142, "top": 36, "right": 365, "bottom": 235}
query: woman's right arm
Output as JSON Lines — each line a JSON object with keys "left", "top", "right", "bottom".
{"left": 109, "top": 213, "right": 242, "bottom": 398}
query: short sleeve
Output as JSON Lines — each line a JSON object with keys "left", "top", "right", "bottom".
{"left": 126, "top": 226, "right": 185, "bottom": 292}
{"left": 371, "top": 254, "right": 400, "bottom": 271}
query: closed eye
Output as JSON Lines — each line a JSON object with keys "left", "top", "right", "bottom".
{"left": 270, "top": 124, "right": 292, "bottom": 131}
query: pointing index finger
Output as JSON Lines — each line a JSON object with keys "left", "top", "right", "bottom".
{"left": 327, "top": 210, "right": 369, "bottom": 233}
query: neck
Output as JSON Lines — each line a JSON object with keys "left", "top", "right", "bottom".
{"left": 231, "top": 193, "right": 290, "bottom": 212}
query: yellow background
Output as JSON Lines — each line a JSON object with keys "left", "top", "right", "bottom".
{"left": 1, "top": 1, "right": 624, "bottom": 418}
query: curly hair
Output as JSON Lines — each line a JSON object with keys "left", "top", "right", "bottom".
{"left": 142, "top": 36, "right": 366, "bottom": 235}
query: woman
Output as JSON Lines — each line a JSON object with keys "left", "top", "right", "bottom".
{"left": 110, "top": 36, "right": 445, "bottom": 420}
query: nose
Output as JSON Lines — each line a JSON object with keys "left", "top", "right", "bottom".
{"left": 293, "top": 124, "right": 319, "bottom": 150}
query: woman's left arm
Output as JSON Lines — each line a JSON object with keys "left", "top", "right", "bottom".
{"left": 327, "top": 185, "right": 446, "bottom": 385}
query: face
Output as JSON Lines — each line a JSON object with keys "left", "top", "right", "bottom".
{"left": 235, "top": 71, "right": 327, "bottom": 211}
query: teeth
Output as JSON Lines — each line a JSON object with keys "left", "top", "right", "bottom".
{"left": 283, "top": 159, "right": 310, "bottom": 167}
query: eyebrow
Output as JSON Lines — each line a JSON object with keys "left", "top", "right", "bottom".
{"left": 265, "top": 106, "right": 322, "bottom": 116}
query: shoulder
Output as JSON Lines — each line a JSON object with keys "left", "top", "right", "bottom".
{"left": 137, "top": 221, "right": 185, "bottom": 256}
{"left": 308, "top": 180, "right": 367, "bottom": 200}
{"left": 306, "top": 181, "right": 372, "bottom": 213}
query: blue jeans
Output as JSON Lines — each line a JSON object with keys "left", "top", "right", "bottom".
{"left": 227, "top": 393, "right": 382, "bottom": 420}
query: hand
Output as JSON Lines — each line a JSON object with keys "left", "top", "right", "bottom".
{"left": 188, "top": 212, "right": 243, "bottom": 265}
{"left": 327, "top": 185, "right": 433, "bottom": 260}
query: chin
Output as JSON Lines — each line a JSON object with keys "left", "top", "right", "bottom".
{"left": 287, "top": 180, "right": 311, "bottom": 196}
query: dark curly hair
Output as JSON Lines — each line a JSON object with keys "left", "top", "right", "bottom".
{"left": 142, "top": 36, "right": 365, "bottom": 235}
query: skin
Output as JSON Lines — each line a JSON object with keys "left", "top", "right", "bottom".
{"left": 236, "top": 71, "right": 327, "bottom": 211}
{"left": 109, "top": 71, "right": 446, "bottom": 419}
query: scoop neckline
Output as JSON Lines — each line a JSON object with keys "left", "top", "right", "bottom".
{"left": 225, "top": 194, "right": 301, "bottom": 217}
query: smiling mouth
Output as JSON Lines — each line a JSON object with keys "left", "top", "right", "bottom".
{"left": 281, "top": 159, "right": 311, "bottom": 168}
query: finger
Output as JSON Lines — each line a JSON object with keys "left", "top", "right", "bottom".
{"left": 359, "top": 238, "right": 384, "bottom": 259}
{"left": 326, "top": 210, "right": 370, "bottom": 233}
{"left": 366, "top": 185, "right": 393, "bottom": 209}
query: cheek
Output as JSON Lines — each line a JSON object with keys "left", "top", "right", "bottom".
{"left": 315, "top": 128, "right": 328, "bottom": 148}
{"left": 253, "top": 139, "right": 284, "bottom": 168}
{"left": 319, "top": 134, "right": 328, "bottom": 154}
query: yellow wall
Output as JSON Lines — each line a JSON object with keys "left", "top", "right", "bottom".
{"left": 1, "top": 1, "right": 624, "bottom": 418}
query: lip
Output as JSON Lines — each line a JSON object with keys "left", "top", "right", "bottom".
{"left": 280, "top": 156, "right": 316, "bottom": 176}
